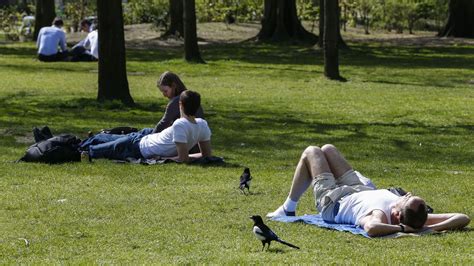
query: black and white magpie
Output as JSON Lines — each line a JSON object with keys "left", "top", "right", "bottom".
{"left": 239, "top": 167, "right": 252, "bottom": 194}
{"left": 250, "top": 215, "right": 300, "bottom": 251}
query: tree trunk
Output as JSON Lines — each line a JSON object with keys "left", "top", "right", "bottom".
{"left": 440, "top": 0, "right": 474, "bottom": 38}
{"left": 33, "top": 0, "right": 55, "bottom": 41}
{"left": 318, "top": 0, "right": 347, "bottom": 49}
{"left": 19, "top": 0, "right": 31, "bottom": 13}
{"left": 256, "top": 0, "right": 317, "bottom": 44}
{"left": 183, "top": 0, "right": 204, "bottom": 63}
{"left": 318, "top": 0, "right": 324, "bottom": 47}
{"left": 97, "top": 0, "right": 134, "bottom": 105}
{"left": 323, "top": 0, "right": 342, "bottom": 80}
{"left": 162, "top": 0, "right": 184, "bottom": 38}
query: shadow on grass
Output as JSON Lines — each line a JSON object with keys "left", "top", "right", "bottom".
{"left": 126, "top": 41, "right": 474, "bottom": 70}
{"left": 2, "top": 42, "right": 473, "bottom": 89}
{"left": 0, "top": 45, "right": 37, "bottom": 57}
{"left": 208, "top": 106, "right": 473, "bottom": 166}
{"left": 1, "top": 95, "right": 472, "bottom": 167}
{"left": 343, "top": 43, "right": 474, "bottom": 72}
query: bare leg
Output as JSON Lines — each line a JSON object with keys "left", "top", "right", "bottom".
{"left": 321, "top": 144, "right": 352, "bottom": 178}
{"left": 267, "top": 146, "right": 331, "bottom": 217}
{"left": 288, "top": 146, "right": 331, "bottom": 201}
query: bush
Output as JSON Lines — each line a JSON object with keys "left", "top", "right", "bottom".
{"left": 0, "top": 6, "right": 22, "bottom": 41}
{"left": 123, "top": 0, "right": 168, "bottom": 27}
{"left": 196, "top": 0, "right": 264, "bottom": 23}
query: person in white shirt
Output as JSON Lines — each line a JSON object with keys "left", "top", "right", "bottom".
{"left": 266, "top": 144, "right": 470, "bottom": 236}
{"left": 85, "top": 90, "right": 212, "bottom": 163}
{"left": 36, "top": 18, "right": 67, "bottom": 62}
{"left": 71, "top": 19, "right": 99, "bottom": 61}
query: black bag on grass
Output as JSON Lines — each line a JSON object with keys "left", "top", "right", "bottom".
{"left": 100, "top": 126, "right": 138, "bottom": 135}
{"left": 18, "top": 134, "right": 82, "bottom": 164}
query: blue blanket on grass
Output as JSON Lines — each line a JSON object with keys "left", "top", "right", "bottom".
{"left": 271, "top": 214, "right": 436, "bottom": 238}
{"left": 271, "top": 214, "right": 370, "bottom": 238}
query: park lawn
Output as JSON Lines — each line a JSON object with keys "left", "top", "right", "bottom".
{"left": 0, "top": 34, "right": 473, "bottom": 264}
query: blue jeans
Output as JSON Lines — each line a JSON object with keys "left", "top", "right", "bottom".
{"left": 88, "top": 132, "right": 144, "bottom": 160}
{"left": 80, "top": 128, "right": 154, "bottom": 150}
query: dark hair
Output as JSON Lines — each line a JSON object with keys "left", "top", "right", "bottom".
{"left": 52, "top": 17, "right": 64, "bottom": 27}
{"left": 158, "top": 71, "right": 187, "bottom": 97}
{"left": 179, "top": 90, "right": 201, "bottom": 116}
{"left": 400, "top": 203, "right": 428, "bottom": 229}
{"left": 80, "top": 19, "right": 92, "bottom": 27}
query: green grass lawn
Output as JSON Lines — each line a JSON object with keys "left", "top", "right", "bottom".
{"left": 0, "top": 32, "right": 473, "bottom": 263}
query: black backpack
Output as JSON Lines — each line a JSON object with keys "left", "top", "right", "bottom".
{"left": 19, "top": 134, "right": 82, "bottom": 164}
{"left": 100, "top": 126, "right": 138, "bottom": 135}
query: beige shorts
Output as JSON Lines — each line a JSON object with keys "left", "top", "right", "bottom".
{"left": 312, "top": 170, "right": 373, "bottom": 221}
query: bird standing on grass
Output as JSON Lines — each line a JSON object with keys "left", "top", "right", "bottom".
{"left": 250, "top": 215, "right": 300, "bottom": 251}
{"left": 239, "top": 167, "right": 252, "bottom": 194}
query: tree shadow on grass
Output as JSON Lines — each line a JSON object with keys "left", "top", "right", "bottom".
{"left": 0, "top": 45, "right": 37, "bottom": 57}
{"left": 209, "top": 106, "right": 473, "bottom": 167}
{"left": 1, "top": 95, "right": 472, "bottom": 167}
{"left": 344, "top": 43, "right": 474, "bottom": 70}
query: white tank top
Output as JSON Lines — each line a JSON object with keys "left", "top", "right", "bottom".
{"left": 334, "top": 190, "right": 399, "bottom": 225}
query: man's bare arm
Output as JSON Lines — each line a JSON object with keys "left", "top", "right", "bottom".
{"left": 174, "top": 142, "right": 190, "bottom": 162}
{"left": 424, "top": 213, "right": 470, "bottom": 231}
{"left": 359, "top": 210, "right": 415, "bottom": 237}
{"left": 172, "top": 141, "right": 212, "bottom": 163}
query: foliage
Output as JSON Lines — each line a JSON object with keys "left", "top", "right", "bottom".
{"left": 63, "top": 0, "right": 96, "bottom": 32}
{"left": 122, "top": 0, "right": 168, "bottom": 27}
{"left": 196, "top": 0, "right": 264, "bottom": 23}
{"left": 0, "top": 28, "right": 473, "bottom": 262}
{"left": 297, "top": 0, "right": 319, "bottom": 30}
{"left": 195, "top": 0, "right": 318, "bottom": 23}
{"left": 347, "top": 0, "right": 449, "bottom": 34}
{"left": 0, "top": 6, "right": 32, "bottom": 41}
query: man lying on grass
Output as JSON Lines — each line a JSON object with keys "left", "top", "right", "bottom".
{"left": 81, "top": 90, "right": 211, "bottom": 163}
{"left": 267, "top": 144, "right": 470, "bottom": 237}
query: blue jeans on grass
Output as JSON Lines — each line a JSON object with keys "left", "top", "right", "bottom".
{"left": 80, "top": 128, "right": 154, "bottom": 150}
{"left": 88, "top": 132, "right": 144, "bottom": 160}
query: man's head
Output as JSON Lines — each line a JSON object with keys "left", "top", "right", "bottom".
{"left": 394, "top": 194, "right": 428, "bottom": 229}
{"left": 52, "top": 17, "right": 64, "bottom": 27}
{"left": 179, "top": 90, "right": 201, "bottom": 116}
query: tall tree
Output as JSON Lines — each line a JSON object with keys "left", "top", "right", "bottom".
{"left": 318, "top": 0, "right": 347, "bottom": 48}
{"left": 317, "top": 0, "right": 324, "bottom": 47}
{"left": 256, "top": 0, "right": 317, "bottom": 44}
{"left": 162, "top": 0, "right": 184, "bottom": 38}
{"left": 33, "top": 0, "right": 55, "bottom": 41}
{"left": 19, "top": 0, "right": 32, "bottom": 14}
{"left": 440, "top": 0, "right": 474, "bottom": 38}
{"left": 97, "top": 0, "right": 134, "bottom": 104}
{"left": 323, "top": 0, "right": 342, "bottom": 80}
{"left": 183, "top": 0, "right": 204, "bottom": 63}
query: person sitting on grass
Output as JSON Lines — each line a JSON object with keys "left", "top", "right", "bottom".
{"left": 266, "top": 144, "right": 470, "bottom": 237}
{"left": 143, "top": 71, "right": 204, "bottom": 134}
{"left": 70, "top": 19, "right": 98, "bottom": 62}
{"left": 36, "top": 17, "right": 68, "bottom": 62}
{"left": 82, "top": 90, "right": 211, "bottom": 163}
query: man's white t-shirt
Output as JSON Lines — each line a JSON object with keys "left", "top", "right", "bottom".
{"left": 139, "top": 118, "right": 211, "bottom": 159}
{"left": 334, "top": 189, "right": 399, "bottom": 226}
{"left": 37, "top": 26, "right": 67, "bottom": 55}
{"left": 84, "top": 30, "right": 99, "bottom": 59}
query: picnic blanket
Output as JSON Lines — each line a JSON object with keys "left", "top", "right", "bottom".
{"left": 114, "top": 156, "right": 225, "bottom": 165}
{"left": 271, "top": 214, "right": 436, "bottom": 238}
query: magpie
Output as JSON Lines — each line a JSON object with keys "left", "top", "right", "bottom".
{"left": 250, "top": 215, "right": 300, "bottom": 251}
{"left": 239, "top": 167, "right": 252, "bottom": 194}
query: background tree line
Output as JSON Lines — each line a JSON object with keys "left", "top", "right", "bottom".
{"left": 0, "top": 0, "right": 455, "bottom": 39}
{"left": 1, "top": 0, "right": 472, "bottom": 104}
